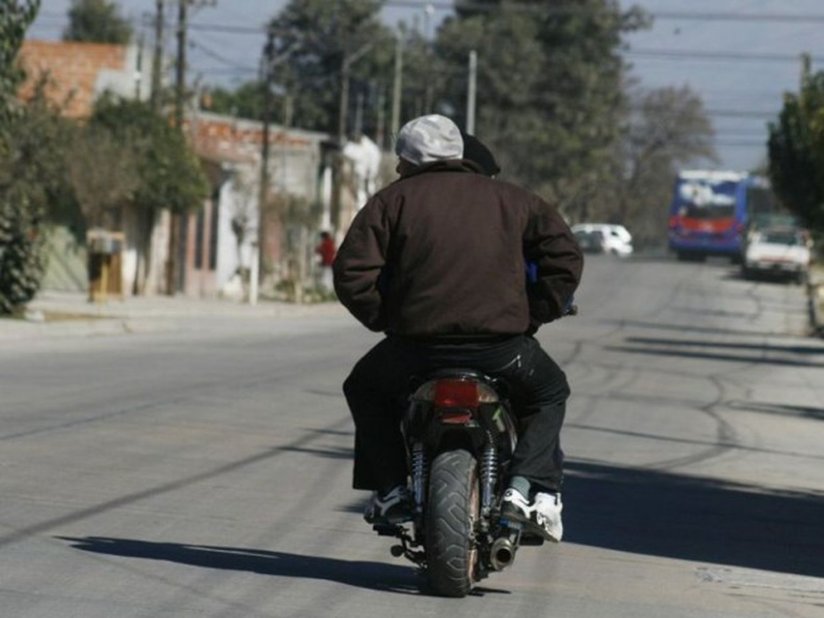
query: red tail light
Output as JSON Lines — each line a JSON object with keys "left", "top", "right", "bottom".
{"left": 668, "top": 215, "right": 679, "bottom": 229}
{"left": 434, "top": 379, "right": 480, "bottom": 408}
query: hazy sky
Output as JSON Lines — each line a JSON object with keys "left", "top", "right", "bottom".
{"left": 28, "top": 1, "right": 824, "bottom": 171}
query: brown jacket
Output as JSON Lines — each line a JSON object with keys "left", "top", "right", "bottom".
{"left": 333, "top": 160, "right": 583, "bottom": 337}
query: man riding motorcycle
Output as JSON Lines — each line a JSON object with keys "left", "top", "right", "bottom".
{"left": 333, "top": 114, "right": 583, "bottom": 542}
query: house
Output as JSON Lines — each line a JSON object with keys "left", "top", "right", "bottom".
{"left": 18, "top": 39, "right": 155, "bottom": 296}
{"left": 18, "top": 39, "right": 380, "bottom": 299}
{"left": 18, "top": 39, "right": 150, "bottom": 118}
{"left": 180, "top": 111, "right": 329, "bottom": 298}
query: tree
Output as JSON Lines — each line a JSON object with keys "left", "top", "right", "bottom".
{"left": 598, "top": 86, "right": 717, "bottom": 246}
{"left": 266, "top": 0, "right": 395, "bottom": 135}
{"left": 203, "top": 81, "right": 266, "bottom": 121}
{"left": 768, "top": 56, "right": 824, "bottom": 233}
{"left": 0, "top": 0, "right": 47, "bottom": 316}
{"left": 433, "top": 0, "right": 648, "bottom": 217}
{"left": 89, "top": 96, "right": 209, "bottom": 294}
{"left": 63, "top": 0, "right": 132, "bottom": 45}
{"left": 67, "top": 125, "right": 140, "bottom": 229}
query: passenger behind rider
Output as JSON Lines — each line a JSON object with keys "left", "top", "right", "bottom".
{"left": 333, "top": 115, "right": 583, "bottom": 542}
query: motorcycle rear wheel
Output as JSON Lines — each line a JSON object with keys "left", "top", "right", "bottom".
{"left": 425, "top": 449, "right": 480, "bottom": 597}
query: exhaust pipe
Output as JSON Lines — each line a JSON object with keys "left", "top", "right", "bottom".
{"left": 490, "top": 537, "right": 516, "bottom": 570}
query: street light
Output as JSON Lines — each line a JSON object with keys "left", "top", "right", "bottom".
{"left": 337, "top": 42, "right": 375, "bottom": 146}
{"left": 254, "top": 29, "right": 295, "bottom": 305}
{"left": 332, "top": 41, "right": 375, "bottom": 236}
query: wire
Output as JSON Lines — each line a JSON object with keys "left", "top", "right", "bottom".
{"left": 189, "top": 39, "right": 254, "bottom": 73}
{"left": 382, "top": 1, "right": 824, "bottom": 24}
{"left": 627, "top": 48, "right": 824, "bottom": 65}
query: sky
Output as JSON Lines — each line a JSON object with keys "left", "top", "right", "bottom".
{"left": 27, "top": 1, "right": 824, "bottom": 172}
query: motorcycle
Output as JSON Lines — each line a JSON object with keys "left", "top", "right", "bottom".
{"left": 371, "top": 367, "right": 545, "bottom": 597}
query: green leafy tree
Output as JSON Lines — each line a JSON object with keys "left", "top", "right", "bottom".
{"left": 90, "top": 96, "right": 209, "bottom": 293}
{"left": 0, "top": 0, "right": 46, "bottom": 315}
{"left": 203, "top": 81, "right": 266, "bottom": 121}
{"left": 393, "top": 27, "right": 450, "bottom": 125}
{"left": 266, "top": 0, "right": 395, "bottom": 135}
{"left": 63, "top": 0, "right": 132, "bottom": 45}
{"left": 768, "top": 56, "right": 824, "bottom": 233}
{"left": 434, "top": 0, "right": 647, "bottom": 217}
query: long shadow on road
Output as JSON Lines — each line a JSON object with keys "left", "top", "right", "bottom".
{"left": 57, "top": 537, "right": 421, "bottom": 594}
{"left": 564, "top": 461, "right": 824, "bottom": 578}
{"left": 58, "top": 463, "right": 824, "bottom": 589}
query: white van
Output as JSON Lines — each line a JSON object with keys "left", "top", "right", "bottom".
{"left": 571, "top": 223, "right": 634, "bottom": 257}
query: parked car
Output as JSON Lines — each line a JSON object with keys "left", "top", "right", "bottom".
{"left": 571, "top": 223, "right": 633, "bottom": 257}
{"left": 742, "top": 227, "right": 811, "bottom": 283}
{"left": 573, "top": 229, "right": 605, "bottom": 254}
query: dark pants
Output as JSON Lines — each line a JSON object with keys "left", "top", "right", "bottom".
{"left": 342, "top": 335, "right": 570, "bottom": 493}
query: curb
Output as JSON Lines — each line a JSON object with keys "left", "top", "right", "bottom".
{"left": 807, "top": 262, "right": 824, "bottom": 338}
{"left": 808, "top": 282, "right": 824, "bottom": 337}
{"left": 0, "top": 295, "right": 350, "bottom": 343}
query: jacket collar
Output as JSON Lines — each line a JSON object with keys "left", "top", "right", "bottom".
{"left": 400, "top": 159, "right": 485, "bottom": 180}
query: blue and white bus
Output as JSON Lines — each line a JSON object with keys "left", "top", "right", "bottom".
{"left": 667, "top": 170, "right": 775, "bottom": 261}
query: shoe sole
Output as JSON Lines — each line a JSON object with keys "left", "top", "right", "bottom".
{"left": 365, "top": 514, "right": 413, "bottom": 526}
{"left": 500, "top": 508, "right": 561, "bottom": 543}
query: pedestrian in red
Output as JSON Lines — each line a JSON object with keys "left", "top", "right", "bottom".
{"left": 316, "top": 231, "right": 336, "bottom": 292}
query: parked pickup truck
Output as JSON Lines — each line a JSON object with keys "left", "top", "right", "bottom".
{"left": 742, "top": 227, "right": 812, "bottom": 284}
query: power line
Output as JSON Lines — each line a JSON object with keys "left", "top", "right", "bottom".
{"left": 629, "top": 105, "right": 777, "bottom": 119}
{"left": 188, "top": 38, "right": 250, "bottom": 72}
{"left": 138, "top": 14, "right": 264, "bottom": 35}
{"left": 708, "top": 110, "right": 776, "bottom": 119}
{"left": 627, "top": 48, "right": 824, "bottom": 65}
{"left": 383, "top": 1, "right": 824, "bottom": 24}
{"left": 714, "top": 141, "right": 768, "bottom": 148}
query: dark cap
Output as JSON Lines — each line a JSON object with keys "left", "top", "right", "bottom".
{"left": 460, "top": 131, "right": 501, "bottom": 177}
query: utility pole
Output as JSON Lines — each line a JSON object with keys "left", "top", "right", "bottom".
{"left": 255, "top": 28, "right": 276, "bottom": 306}
{"left": 167, "top": 0, "right": 188, "bottom": 295}
{"left": 337, "top": 51, "right": 352, "bottom": 148}
{"left": 354, "top": 91, "right": 364, "bottom": 138}
{"left": 466, "top": 50, "right": 477, "bottom": 134}
{"left": 390, "top": 34, "right": 404, "bottom": 141}
{"left": 135, "top": 32, "right": 145, "bottom": 99}
{"left": 331, "top": 49, "right": 350, "bottom": 239}
{"left": 332, "top": 42, "right": 374, "bottom": 235}
{"left": 174, "top": 0, "right": 188, "bottom": 130}
{"left": 150, "top": 0, "right": 164, "bottom": 111}
{"left": 376, "top": 87, "right": 386, "bottom": 149}
{"left": 283, "top": 93, "right": 293, "bottom": 127}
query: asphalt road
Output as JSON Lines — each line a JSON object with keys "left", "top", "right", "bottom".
{"left": 2, "top": 255, "right": 823, "bottom": 617}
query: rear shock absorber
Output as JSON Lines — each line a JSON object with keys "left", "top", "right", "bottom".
{"left": 480, "top": 438, "right": 497, "bottom": 517}
{"left": 411, "top": 442, "right": 427, "bottom": 514}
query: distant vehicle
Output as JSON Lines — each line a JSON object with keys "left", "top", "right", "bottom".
{"left": 571, "top": 223, "right": 633, "bottom": 257}
{"left": 742, "top": 227, "right": 811, "bottom": 284}
{"left": 573, "top": 228, "right": 605, "bottom": 254}
{"left": 668, "top": 170, "right": 778, "bottom": 262}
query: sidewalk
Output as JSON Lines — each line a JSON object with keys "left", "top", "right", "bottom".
{"left": 0, "top": 290, "right": 346, "bottom": 342}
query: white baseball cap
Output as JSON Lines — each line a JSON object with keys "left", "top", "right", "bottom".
{"left": 395, "top": 114, "right": 464, "bottom": 165}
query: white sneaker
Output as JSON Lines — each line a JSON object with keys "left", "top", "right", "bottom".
{"left": 501, "top": 488, "right": 563, "bottom": 543}
{"left": 364, "top": 485, "right": 412, "bottom": 525}
{"left": 531, "top": 492, "right": 563, "bottom": 542}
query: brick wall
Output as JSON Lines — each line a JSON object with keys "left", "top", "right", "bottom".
{"left": 18, "top": 40, "right": 130, "bottom": 119}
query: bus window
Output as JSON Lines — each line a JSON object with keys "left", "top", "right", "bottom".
{"left": 681, "top": 203, "right": 734, "bottom": 219}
